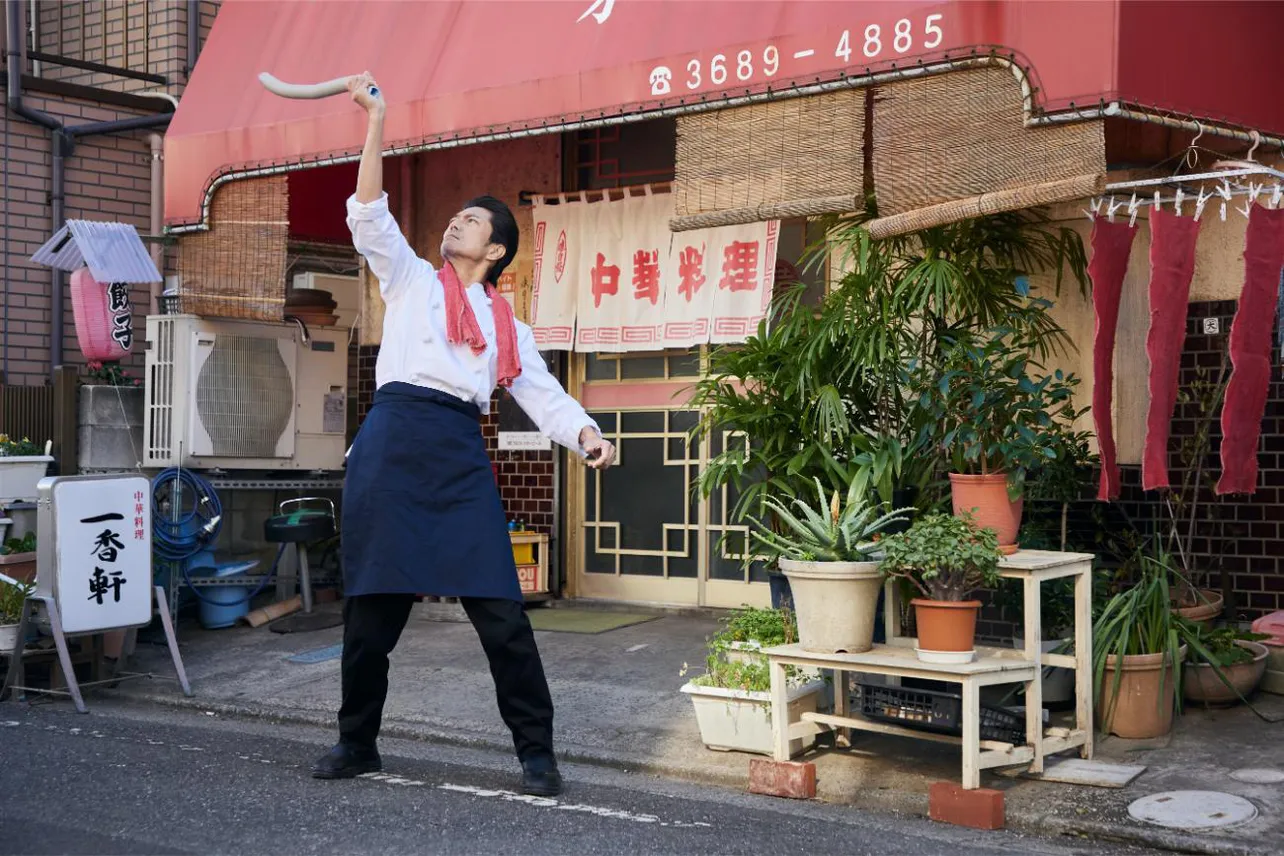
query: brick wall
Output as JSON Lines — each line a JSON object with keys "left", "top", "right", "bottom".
{"left": 1114, "top": 299, "right": 1284, "bottom": 620}
{"left": 1, "top": 1, "right": 219, "bottom": 386}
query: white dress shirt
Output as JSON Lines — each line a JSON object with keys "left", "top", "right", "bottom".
{"left": 347, "top": 193, "right": 598, "bottom": 455}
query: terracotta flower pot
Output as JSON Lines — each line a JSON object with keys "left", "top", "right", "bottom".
{"left": 1183, "top": 641, "right": 1268, "bottom": 706}
{"left": 912, "top": 599, "right": 982, "bottom": 663}
{"left": 1172, "top": 589, "right": 1223, "bottom": 625}
{"left": 1098, "top": 646, "right": 1186, "bottom": 738}
{"left": 948, "top": 473, "right": 1023, "bottom": 554}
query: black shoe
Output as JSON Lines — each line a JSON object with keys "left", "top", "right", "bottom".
{"left": 521, "top": 755, "right": 562, "bottom": 797}
{"left": 311, "top": 742, "right": 382, "bottom": 779}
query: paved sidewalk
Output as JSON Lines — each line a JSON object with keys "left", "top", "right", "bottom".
{"left": 96, "top": 602, "right": 1284, "bottom": 855}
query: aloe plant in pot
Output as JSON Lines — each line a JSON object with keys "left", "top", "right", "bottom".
{"left": 877, "top": 513, "right": 1003, "bottom": 664}
{"left": 749, "top": 479, "right": 910, "bottom": 654}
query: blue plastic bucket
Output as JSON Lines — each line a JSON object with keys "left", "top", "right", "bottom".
{"left": 190, "top": 560, "right": 259, "bottom": 629}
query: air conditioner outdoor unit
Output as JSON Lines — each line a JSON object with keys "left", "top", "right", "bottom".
{"left": 143, "top": 314, "right": 348, "bottom": 471}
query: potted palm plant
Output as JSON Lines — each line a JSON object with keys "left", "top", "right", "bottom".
{"left": 877, "top": 513, "right": 1003, "bottom": 663}
{"left": 1093, "top": 546, "right": 1194, "bottom": 738}
{"left": 748, "top": 478, "right": 910, "bottom": 654}
{"left": 915, "top": 321, "right": 1084, "bottom": 553}
{"left": 680, "top": 608, "right": 826, "bottom": 756}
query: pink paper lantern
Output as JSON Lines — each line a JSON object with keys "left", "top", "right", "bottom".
{"left": 70, "top": 267, "right": 133, "bottom": 363}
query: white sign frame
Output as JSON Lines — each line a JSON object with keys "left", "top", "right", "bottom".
{"left": 3, "top": 474, "right": 191, "bottom": 713}
{"left": 43, "top": 474, "right": 153, "bottom": 634}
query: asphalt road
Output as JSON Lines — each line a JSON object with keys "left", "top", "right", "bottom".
{"left": 0, "top": 700, "right": 1160, "bottom": 856}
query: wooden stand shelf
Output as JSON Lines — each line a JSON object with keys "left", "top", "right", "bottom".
{"left": 763, "top": 549, "right": 1094, "bottom": 790}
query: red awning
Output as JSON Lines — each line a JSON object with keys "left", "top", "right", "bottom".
{"left": 164, "top": 0, "right": 1284, "bottom": 230}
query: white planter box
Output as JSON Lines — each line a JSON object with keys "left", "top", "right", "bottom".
{"left": 0, "top": 623, "right": 20, "bottom": 654}
{"left": 0, "top": 456, "right": 53, "bottom": 503}
{"left": 682, "top": 679, "right": 825, "bottom": 756}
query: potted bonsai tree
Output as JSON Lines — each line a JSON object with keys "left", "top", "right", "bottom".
{"left": 877, "top": 513, "right": 1003, "bottom": 663}
{"left": 915, "top": 321, "right": 1084, "bottom": 553}
{"left": 679, "top": 607, "right": 826, "bottom": 756}
{"left": 748, "top": 478, "right": 910, "bottom": 654}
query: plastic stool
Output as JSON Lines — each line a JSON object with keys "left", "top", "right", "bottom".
{"left": 263, "top": 498, "right": 335, "bottom": 614}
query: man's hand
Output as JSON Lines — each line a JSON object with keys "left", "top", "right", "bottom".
{"left": 348, "top": 71, "right": 384, "bottom": 115}
{"left": 580, "top": 426, "right": 616, "bottom": 470}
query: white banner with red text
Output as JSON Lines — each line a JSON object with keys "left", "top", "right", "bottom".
{"left": 531, "top": 192, "right": 777, "bottom": 352}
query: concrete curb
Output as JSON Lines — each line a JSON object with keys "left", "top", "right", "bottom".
{"left": 125, "top": 689, "right": 1263, "bottom": 855}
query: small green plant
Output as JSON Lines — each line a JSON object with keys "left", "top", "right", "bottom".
{"left": 0, "top": 578, "right": 34, "bottom": 624}
{"left": 748, "top": 477, "right": 910, "bottom": 563}
{"left": 0, "top": 434, "right": 43, "bottom": 457}
{"left": 83, "top": 361, "right": 142, "bottom": 387}
{"left": 0, "top": 533, "right": 36, "bottom": 556}
{"left": 717, "top": 605, "right": 797, "bottom": 647}
{"left": 1188, "top": 626, "right": 1271, "bottom": 668}
{"left": 681, "top": 606, "right": 804, "bottom": 692}
{"left": 877, "top": 513, "right": 1003, "bottom": 601}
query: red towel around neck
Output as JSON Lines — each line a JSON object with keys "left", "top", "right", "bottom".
{"left": 440, "top": 261, "right": 522, "bottom": 388}
{"left": 1142, "top": 209, "right": 1201, "bottom": 491}
{"left": 1217, "top": 205, "right": 1284, "bottom": 495}
{"left": 1088, "top": 219, "right": 1138, "bottom": 501}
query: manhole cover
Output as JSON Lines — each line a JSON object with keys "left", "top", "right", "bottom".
{"left": 1230, "top": 768, "right": 1284, "bottom": 785}
{"left": 1128, "top": 791, "right": 1257, "bottom": 830}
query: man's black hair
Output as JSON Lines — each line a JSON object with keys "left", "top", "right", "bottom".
{"left": 465, "top": 195, "right": 518, "bottom": 286}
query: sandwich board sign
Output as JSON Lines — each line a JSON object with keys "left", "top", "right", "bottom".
{"left": 0, "top": 474, "right": 190, "bottom": 712}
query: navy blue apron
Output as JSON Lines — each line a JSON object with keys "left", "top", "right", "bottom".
{"left": 341, "top": 382, "right": 521, "bottom": 602}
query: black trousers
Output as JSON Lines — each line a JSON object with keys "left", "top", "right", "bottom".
{"left": 337, "top": 593, "right": 554, "bottom": 762}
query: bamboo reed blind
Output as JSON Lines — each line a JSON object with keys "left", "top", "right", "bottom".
{"left": 868, "top": 66, "right": 1105, "bottom": 237}
{"left": 671, "top": 90, "right": 866, "bottom": 231}
{"left": 178, "top": 175, "right": 289, "bottom": 320}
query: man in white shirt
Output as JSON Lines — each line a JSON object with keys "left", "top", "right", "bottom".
{"left": 311, "top": 73, "right": 616, "bottom": 797}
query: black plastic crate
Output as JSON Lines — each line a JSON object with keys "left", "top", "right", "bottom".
{"left": 857, "top": 682, "right": 1026, "bottom": 746}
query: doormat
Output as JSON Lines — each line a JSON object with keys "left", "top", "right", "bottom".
{"left": 526, "top": 609, "right": 658, "bottom": 634}
{"left": 287, "top": 643, "right": 344, "bottom": 664}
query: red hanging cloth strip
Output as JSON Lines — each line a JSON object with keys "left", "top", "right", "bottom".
{"left": 1088, "top": 219, "right": 1139, "bottom": 500}
{"left": 1217, "top": 205, "right": 1284, "bottom": 495}
{"left": 1143, "top": 209, "right": 1202, "bottom": 491}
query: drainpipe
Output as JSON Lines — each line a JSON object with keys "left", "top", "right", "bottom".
{"left": 6, "top": 0, "right": 174, "bottom": 379}
{"left": 186, "top": 0, "right": 201, "bottom": 77}
{"left": 27, "top": 0, "right": 39, "bottom": 76}
{"left": 49, "top": 128, "right": 69, "bottom": 379}
{"left": 6, "top": 3, "right": 57, "bottom": 130}
{"left": 148, "top": 133, "right": 165, "bottom": 314}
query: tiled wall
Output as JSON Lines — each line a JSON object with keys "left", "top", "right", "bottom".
{"left": 1115, "top": 299, "right": 1284, "bottom": 620}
